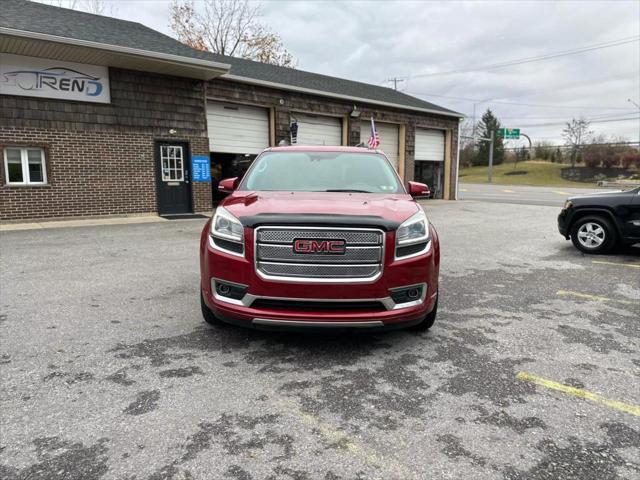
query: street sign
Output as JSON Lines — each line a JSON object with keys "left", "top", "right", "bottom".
{"left": 496, "top": 128, "right": 520, "bottom": 139}
{"left": 191, "top": 155, "right": 211, "bottom": 182}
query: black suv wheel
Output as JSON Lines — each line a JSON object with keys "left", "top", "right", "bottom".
{"left": 410, "top": 293, "right": 438, "bottom": 331}
{"left": 200, "top": 292, "right": 222, "bottom": 326}
{"left": 570, "top": 215, "right": 617, "bottom": 254}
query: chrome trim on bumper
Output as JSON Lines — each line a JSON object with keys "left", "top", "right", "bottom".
{"left": 252, "top": 318, "right": 385, "bottom": 328}
{"left": 211, "top": 278, "right": 427, "bottom": 311}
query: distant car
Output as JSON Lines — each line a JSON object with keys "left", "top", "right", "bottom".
{"left": 558, "top": 186, "right": 640, "bottom": 254}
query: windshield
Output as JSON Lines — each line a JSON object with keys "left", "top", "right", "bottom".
{"left": 239, "top": 151, "right": 404, "bottom": 193}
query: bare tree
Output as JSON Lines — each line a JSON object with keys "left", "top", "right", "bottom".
{"left": 562, "top": 117, "right": 593, "bottom": 168}
{"left": 170, "top": 0, "right": 296, "bottom": 68}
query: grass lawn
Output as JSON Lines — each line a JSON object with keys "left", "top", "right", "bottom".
{"left": 459, "top": 161, "right": 598, "bottom": 187}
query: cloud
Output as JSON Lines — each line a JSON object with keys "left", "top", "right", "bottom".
{"left": 45, "top": 0, "right": 640, "bottom": 142}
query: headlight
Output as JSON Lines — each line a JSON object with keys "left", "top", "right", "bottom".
{"left": 397, "top": 210, "right": 429, "bottom": 245}
{"left": 211, "top": 206, "right": 243, "bottom": 242}
{"left": 210, "top": 207, "right": 244, "bottom": 256}
{"left": 395, "top": 210, "right": 431, "bottom": 259}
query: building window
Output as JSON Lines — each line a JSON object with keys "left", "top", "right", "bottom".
{"left": 160, "top": 145, "right": 184, "bottom": 182}
{"left": 3, "top": 148, "right": 47, "bottom": 185}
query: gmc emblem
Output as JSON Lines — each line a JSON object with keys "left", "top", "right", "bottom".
{"left": 293, "top": 239, "right": 346, "bottom": 255}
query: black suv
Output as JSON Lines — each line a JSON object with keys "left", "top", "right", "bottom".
{"left": 558, "top": 187, "right": 640, "bottom": 254}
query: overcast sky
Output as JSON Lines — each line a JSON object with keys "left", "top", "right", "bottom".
{"left": 46, "top": 0, "right": 640, "bottom": 144}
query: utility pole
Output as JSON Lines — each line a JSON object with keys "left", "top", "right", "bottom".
{"left": 387, "top": 78, "right": 404, "bottom": 91}
{"left": 628, "top": 99, "right": 640, "bottom": 144}
{"left": 488, "top": 130, "right": 494, "bottom": 183}
{"left": 476, "top": 130, "right": 495, "bottom": 183}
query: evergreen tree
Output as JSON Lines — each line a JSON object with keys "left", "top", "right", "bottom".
{"left": 473, "top": 109, "right": 505, "bottom": 166}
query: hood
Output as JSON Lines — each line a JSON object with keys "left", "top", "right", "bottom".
{"left": 221, "top": 191, "right": 421, "bottom": 230}
{"left": 569, "top": 187, "right": 638, "bottom": 203}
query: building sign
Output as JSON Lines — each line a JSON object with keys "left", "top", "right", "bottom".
{"left": 191, "top": 155, "right": 211, "bottom": 182}
{"left": 0, "top": 53, "right": 110, "bottom": 104}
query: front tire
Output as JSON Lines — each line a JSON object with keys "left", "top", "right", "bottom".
{"left": 200, "top": 292, "right": 222, "bottom": 326}
{"left": 409, "top": 294, "right": 438, "bottom": 331}
{"left": 570, "top": 215, "right": 616, "bottom": 254}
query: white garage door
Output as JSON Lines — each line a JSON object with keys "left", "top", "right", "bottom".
{"left": 294, "top": 113, "right": 342, "bottom": 146}
{"left": 207, "top": 102, "right": 269, "bottom": 154}
{"left": 415, "top": 128, "right": 445, "bottom": 162}
{"left": 360, "top": 121, "right": 399, "bottom": 170}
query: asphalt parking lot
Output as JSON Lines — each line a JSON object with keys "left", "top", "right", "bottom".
{"left": 1, "top": 200, "right": 639, "bottom": 480}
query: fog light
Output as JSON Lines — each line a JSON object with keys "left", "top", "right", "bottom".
{"left": 389, "top": 284, "right": 425, "bottom": 305}
{"left": 213, "top": 280, "right": 247, "bottom": 301}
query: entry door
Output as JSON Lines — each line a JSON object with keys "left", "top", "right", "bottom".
{"left": 155, "top": 141, "right": 192, "bottom": 215}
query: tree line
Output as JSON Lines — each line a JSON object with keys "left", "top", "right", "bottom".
{"left": 460, "top": 109, "right": 640, "bottom": 170}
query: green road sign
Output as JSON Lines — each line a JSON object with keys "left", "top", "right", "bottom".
{"left": 496, "top": 128, "right": 520, "bottom": 139}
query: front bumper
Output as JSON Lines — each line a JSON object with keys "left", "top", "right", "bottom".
{"left": 558, "top": 208, "right": 572, "bottom": 238}
{"left": 200, "top": 225, "right": 439, "bottom": 330}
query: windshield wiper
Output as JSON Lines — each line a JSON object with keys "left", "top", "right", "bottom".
{"left": 324, "top": 189, "right": 373, "bottom": 193}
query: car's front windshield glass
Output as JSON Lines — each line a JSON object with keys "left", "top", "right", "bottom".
{"left": 239, "top": 151, "right": 403, "bottom": 193}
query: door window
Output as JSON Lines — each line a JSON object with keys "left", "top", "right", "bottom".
{"left": 160, "top": 145, "right": 184, "bottom": 182}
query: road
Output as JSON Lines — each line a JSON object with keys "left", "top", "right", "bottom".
{"left": 1, "top": 202, "right": 639, "bottom": 479}
{"left": 459, "top": 183, "right": 613, "bottom": 206}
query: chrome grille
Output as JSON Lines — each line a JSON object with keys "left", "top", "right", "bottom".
{"left": 255, "top": 226, "right": 384, "bottom": 282}
{"left": 257, "top": 244, "right": 381, "bottom": 264}
{"left": 258, "top": 229, "right": 381, "bottom": 245}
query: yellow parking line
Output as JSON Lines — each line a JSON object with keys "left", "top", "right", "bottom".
{"left": 517, "top": 372, "right": 640, "bottom": 417}
{"left": 459, "top": 188, "right": 468, "bottom": 192}
{"left": 592, "top": 260, "right": 640, "bottom": 269}
{"left": 554, "top": 191, "right": 570, "bottom": 195}
{"left": 556, "top": 289, "right": 638, "bottom": 306}
{"left": 502, "top": 189, "right": 515, "bottom": 193}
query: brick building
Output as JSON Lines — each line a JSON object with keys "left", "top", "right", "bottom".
{"left": 1, "top": 0, "right": 462, "bottom": 221}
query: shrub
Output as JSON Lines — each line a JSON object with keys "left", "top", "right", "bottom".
{"left": 621, "top": 150, "right": 640, "bottom": 170}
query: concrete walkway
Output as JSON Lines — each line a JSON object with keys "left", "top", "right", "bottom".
{"left": 0, "top": 213, "right": 210, "bottom": 232}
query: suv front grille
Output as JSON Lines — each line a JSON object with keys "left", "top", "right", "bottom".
{"left": 255, "top": 226, "right": 384, "bottom": 282}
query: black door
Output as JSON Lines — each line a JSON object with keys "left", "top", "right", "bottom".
{"left": 155, "top": 141, "right": 192, "bottom": 215}
{"left": 624, "top": 189, "right": 640, "bottom": 239}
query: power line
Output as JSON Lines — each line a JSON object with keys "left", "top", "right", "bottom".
{"left": 406, "top": 35, "right": 640, "bottom": 79}
{"left": 513, "top": 116, "right": 640, "bottom": 128}
{"left": 459, "top": 111, "right": 640, "bottom": 121}
{"left": 409, "top": 90, "right": 636, "bottom": 111}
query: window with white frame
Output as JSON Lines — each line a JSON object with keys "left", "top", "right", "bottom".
{"left": 3, "top": 147, "right": 47, "bottom": 185}
{"left": 160, "top": 145, "right": 184, "bottom": 182}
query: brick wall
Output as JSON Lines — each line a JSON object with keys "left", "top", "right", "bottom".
{"left": 207, "top": 78, "right": 460, "bottom": 191}
{"left": 0, "top": 129, "right": 210, "bottom": 220}
{"left": 0, "top": 68, "right": 210, "bottom": 220}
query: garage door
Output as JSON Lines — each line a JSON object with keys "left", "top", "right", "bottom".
{"left": 415, "top": 128, "right": 445, "bottom": 161}
{"left": 207, "top": 102, "right": 269, "bottom": 154}
{"left": 293, "top": 113, "right": 342, "bottom": 146}
{"left": 360, "top": 121, "right": 399, "bottom": 170}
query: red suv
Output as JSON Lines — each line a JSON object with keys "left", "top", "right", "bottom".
{"left": 200, "top": 146, "right": 440, "bottom": 331}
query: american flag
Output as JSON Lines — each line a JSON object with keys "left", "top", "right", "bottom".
{"left": 368, "top": 116, "right": 380, "bottom": 149}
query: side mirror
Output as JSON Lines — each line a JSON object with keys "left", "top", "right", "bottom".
{"left": 218, "top": 177, "right": 239, "bottom": 194}
{"left": 407, "top": 181, "right": 431, "bottom": 198}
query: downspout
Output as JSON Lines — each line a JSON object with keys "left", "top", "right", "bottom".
{"left": 455, "top": 118, "right": 462, "bottom": 200}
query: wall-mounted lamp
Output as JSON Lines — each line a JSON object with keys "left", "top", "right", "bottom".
{"left": 350, "top": 105, "right": 361, "bottom": 118}
{"left": 169, "top": 128, "right": 177, "bottom": 135}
